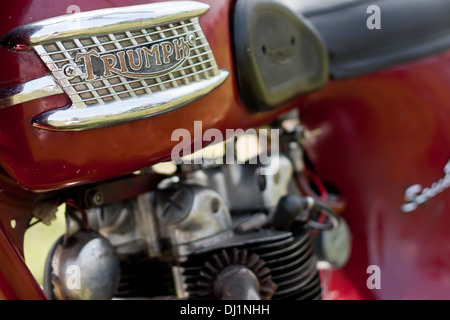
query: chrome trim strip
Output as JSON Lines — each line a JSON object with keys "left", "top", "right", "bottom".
{"left": 32, "top": 70, "right": 229, "bottom": 131}
{"left": 2, "top": 1, "right": 209, "bottom": 46}
{"left": 0, "top": 75, "right": 64, "bottom": 109}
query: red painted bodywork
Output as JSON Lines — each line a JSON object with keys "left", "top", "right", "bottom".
{"left": 0, "top": 173, "right": 53, "bottom": 300}
{"left": 0, "top": 0, "right": 295, "bottom": 193}
{"left": 1, "top": 0, "right": 450, "bottom": 300}
{"left": 300, "top": 51, "right": 450, "bottom": 299}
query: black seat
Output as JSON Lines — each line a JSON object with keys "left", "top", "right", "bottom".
{"left": 300, "top": 0, "right": 450, "bottom": 78}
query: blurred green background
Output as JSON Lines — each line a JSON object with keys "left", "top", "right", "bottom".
{"left": 24, "top": 205, "right": 66, "bottom": 285}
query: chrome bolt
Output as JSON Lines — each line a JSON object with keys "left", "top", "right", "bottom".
{"left": 88, "top": 190, "right": 104, "bottom": 207}
{"left": 186, "top": 32, "right": 196, "bottom": 46}
{"left": 161, "top": 187, "right": 193, "bottom": 225}
{"left": 64, "top": 65, "right": 76, "bottom": 77}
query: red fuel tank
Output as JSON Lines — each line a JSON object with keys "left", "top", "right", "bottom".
{"left": 0, "top": 0, "right": 296, "bottom": 192}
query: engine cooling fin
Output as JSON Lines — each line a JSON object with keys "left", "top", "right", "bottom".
{"left": 180, "top": 228, "right": 322, "bottom": 300}
{"left": 115, "top": 253, "right": 175, "bottom": 298}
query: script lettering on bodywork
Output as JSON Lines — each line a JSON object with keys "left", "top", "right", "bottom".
{"left": 402, "top": 160, "right": 450, "bottom": 212}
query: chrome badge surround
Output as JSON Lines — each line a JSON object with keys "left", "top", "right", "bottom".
{"left": 1, "top": 1, "right": 229, "bottom": 131}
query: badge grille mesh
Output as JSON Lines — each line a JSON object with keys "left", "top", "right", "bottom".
{"left": 33, "top": 18, "right": 219, "bottom": 108}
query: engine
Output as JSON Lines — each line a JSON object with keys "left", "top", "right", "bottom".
{"left": 42, "top": 114, "right": 351, "bottom": 300}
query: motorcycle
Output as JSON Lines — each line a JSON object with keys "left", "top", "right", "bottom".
{"left": 0, "top": 0, "right": 450, "bottom": 300}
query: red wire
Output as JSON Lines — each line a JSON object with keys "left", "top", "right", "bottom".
{"left": 303, "top": 167, "right": 330, "bottom": 233}
{"left": 65, "top": 199, "right": 90, "bottom": 230}
{"left": 305, "top": 166, "right": 328, "bottom": 203}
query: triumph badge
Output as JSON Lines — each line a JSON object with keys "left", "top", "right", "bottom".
{"left": 4, "top": 1, "right": 229, "bottom": 131}
{"left": 75, "top": 35, "right": 192, "bottom": 80}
